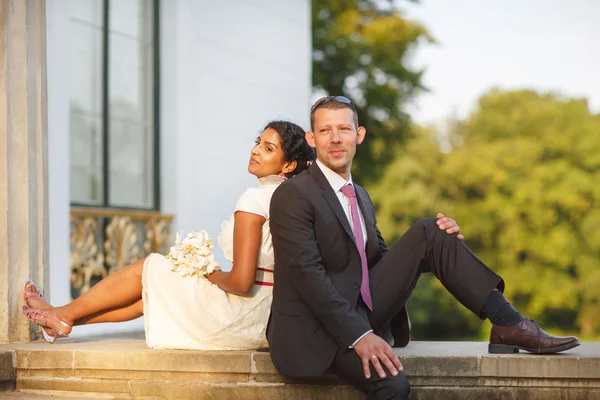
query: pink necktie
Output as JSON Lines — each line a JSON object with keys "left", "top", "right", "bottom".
{"left": 340, "top": 184, "right": 373, "bottom": 310}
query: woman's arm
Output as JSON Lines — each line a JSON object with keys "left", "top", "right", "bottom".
{"left": 206, "top": 211, "right": 265, "bottom": 295}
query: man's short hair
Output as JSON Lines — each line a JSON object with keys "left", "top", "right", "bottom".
{"left": 310, "top": 96, "right": 359, "bottom": 130}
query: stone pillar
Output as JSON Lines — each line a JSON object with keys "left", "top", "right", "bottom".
{"left": 0, "top": 0, "right": 49, "bottom": 343}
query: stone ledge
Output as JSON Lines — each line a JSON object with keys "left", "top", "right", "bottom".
{"left": 0, "top": 340, "right": 598, "bottom": 399}
{"left": 0, "top": 350, "right": 15, "bottom": 391}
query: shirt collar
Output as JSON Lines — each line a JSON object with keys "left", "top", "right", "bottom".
{"left": 315, "top": 159, "right": 353, "bottom": 193}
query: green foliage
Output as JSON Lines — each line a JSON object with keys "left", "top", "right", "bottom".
{"left": 312, "top": 0, "right": 433, "bottom": 182}
{"left": 371, "top": 89, "right": 600, "bottom": 339}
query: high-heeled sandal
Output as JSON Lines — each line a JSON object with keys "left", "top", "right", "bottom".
{"left": 22, "top": 281, "right": 56, "bottom": 343}
{"left": 21, "top": 305, "right": 72, "bottom": 343}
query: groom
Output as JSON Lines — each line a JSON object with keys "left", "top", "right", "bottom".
{"left": 266, "top": 96, "right": 579, "bottom": 399}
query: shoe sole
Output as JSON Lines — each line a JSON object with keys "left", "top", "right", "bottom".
{"left": 488, "top": 340, "right": 580, "bottom": 354}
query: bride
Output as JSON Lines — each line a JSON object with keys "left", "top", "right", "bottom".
{"left": 22, "top": 120, "right": 315, "bottom": 350}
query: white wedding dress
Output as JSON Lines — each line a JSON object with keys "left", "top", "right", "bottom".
{"left": 142, "top": 175, "right": 285, "bottom": 350}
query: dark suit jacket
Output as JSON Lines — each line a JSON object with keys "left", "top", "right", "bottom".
{"left": 267, "top": 163, "right": 409, "bottom": 378}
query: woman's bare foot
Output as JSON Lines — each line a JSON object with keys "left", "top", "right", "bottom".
{"left": 47, "top": 305, "right": 75, "bottom": 332}
{"left": 23, "top": 281, "right": 56, "bottom": 339}
{"left": 23, "top": 281, "right": 74, "bottom": 326}
{"left": 23, "top": 281, "right": 52, "bottom": 311}
{"left": 23, "top": 281, "right": 76, "bottom": 337}
{"left": 22, "top": 305, "right": 73, "bottom": 338}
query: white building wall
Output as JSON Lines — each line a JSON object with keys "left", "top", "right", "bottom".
{"left": 160, "top": 0, "right": 312, "bottom": 257}
{"left": 45, "top": 0, "right": 312, "bottom": 336}
{"left": 46, "top": 0, "right": 74, "bottom": 329}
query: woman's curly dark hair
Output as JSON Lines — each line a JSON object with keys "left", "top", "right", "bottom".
{"left": 264, "top": 121, "right": 316, "bottom": 177}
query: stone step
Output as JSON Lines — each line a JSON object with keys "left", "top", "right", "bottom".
{"left": 1, "top": 338, "right": 599, "bottom": 399}
{"left": 0, "top": 391, "right": 110, "bottom": 399}
{"left": 1, "top": 349, "right": 15, "bottom": 392}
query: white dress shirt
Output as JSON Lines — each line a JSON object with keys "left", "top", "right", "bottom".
{"left": 315, "top": 160, "right": 373, "bottom": 347}
{"left": 315, "top": 159, "right": 367, "bottom": 247}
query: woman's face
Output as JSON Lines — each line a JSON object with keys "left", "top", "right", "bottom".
{"left": 248, "top": 128, "right": 289, "bottom": 178}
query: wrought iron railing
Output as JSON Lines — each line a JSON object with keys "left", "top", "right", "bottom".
{"left": 70, "top": 207, "right": 174, "bottom": 298}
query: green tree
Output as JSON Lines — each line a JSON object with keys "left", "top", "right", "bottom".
{"left": 372, "top": 89, "right": 600, "bottom": 339}
{"left": 312, "top": 0, "right": 433, "bottom": 182}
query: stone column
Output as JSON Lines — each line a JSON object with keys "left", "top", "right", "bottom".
{"left": 0, "top": 0, "right": 49, "bottom": 343}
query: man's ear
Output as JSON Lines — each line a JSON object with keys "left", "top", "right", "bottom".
{"left": 282, "top": 160, "right": 297, "bottom": 175}
{"left": 305, "top": 131, "right": 316, "bottom": 148}
{"left": 356, "top": 126, "right": 367, "bottom": 145}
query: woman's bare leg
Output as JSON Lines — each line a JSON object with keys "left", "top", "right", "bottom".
{"left": 74, "top": 299, "right": 144, "bottom": 325}
{"left": 26, "top": 257, "right": 147, "bottom": 334}
{"left": 31, "top": 300, "right": 144, "bottom": 340}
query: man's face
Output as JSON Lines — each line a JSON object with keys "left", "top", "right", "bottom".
{"left": 306, "top": 107, "right": 366, "bottom": 179}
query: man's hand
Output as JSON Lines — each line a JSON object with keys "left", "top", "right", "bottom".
{"left": 436, "top": 213, "right": 464, "bottom": 240}
{"left": 353, "top": 332, "right": 403, "bottom": 379}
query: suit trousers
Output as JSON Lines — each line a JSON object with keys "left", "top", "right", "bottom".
{"left": 330, "top": 217, "right": 504, "bottom": 400}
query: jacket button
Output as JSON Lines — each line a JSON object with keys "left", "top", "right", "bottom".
{"left": 354, "top": 282, "right": 360, "bottom": 289}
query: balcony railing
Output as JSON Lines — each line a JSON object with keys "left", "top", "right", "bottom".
{"left": 70, "top": 207, "right": 174, "bottom": 299}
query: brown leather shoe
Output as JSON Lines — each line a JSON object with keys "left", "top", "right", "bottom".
{"left": 489, "top": 318, "right": 580, "bottom": 354}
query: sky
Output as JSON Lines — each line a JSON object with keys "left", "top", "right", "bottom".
{"left": 400, "top": 0, "right": 600, "bottom": 125}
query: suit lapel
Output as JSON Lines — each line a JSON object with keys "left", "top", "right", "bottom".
{"left": 308, "top": 164, "right": 355, "bottom": 241}
{"left": 355, "top": 185, "right": 379, "bottom": 260}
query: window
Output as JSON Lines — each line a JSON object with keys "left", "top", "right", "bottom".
{"left": 69, "top": 0, "right": 159, "bottom": 210}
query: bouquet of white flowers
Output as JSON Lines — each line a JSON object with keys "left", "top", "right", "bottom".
{"left": 165, "top": 231, "right": 220, "bottom": 277}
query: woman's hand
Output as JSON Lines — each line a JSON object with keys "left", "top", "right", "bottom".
{"left": 205, "top": 271, "right": 221, "bottom": 285}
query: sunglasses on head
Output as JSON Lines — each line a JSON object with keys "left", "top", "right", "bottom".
{"left": 310, "top": 96, "right": 356, "bottom": 113}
